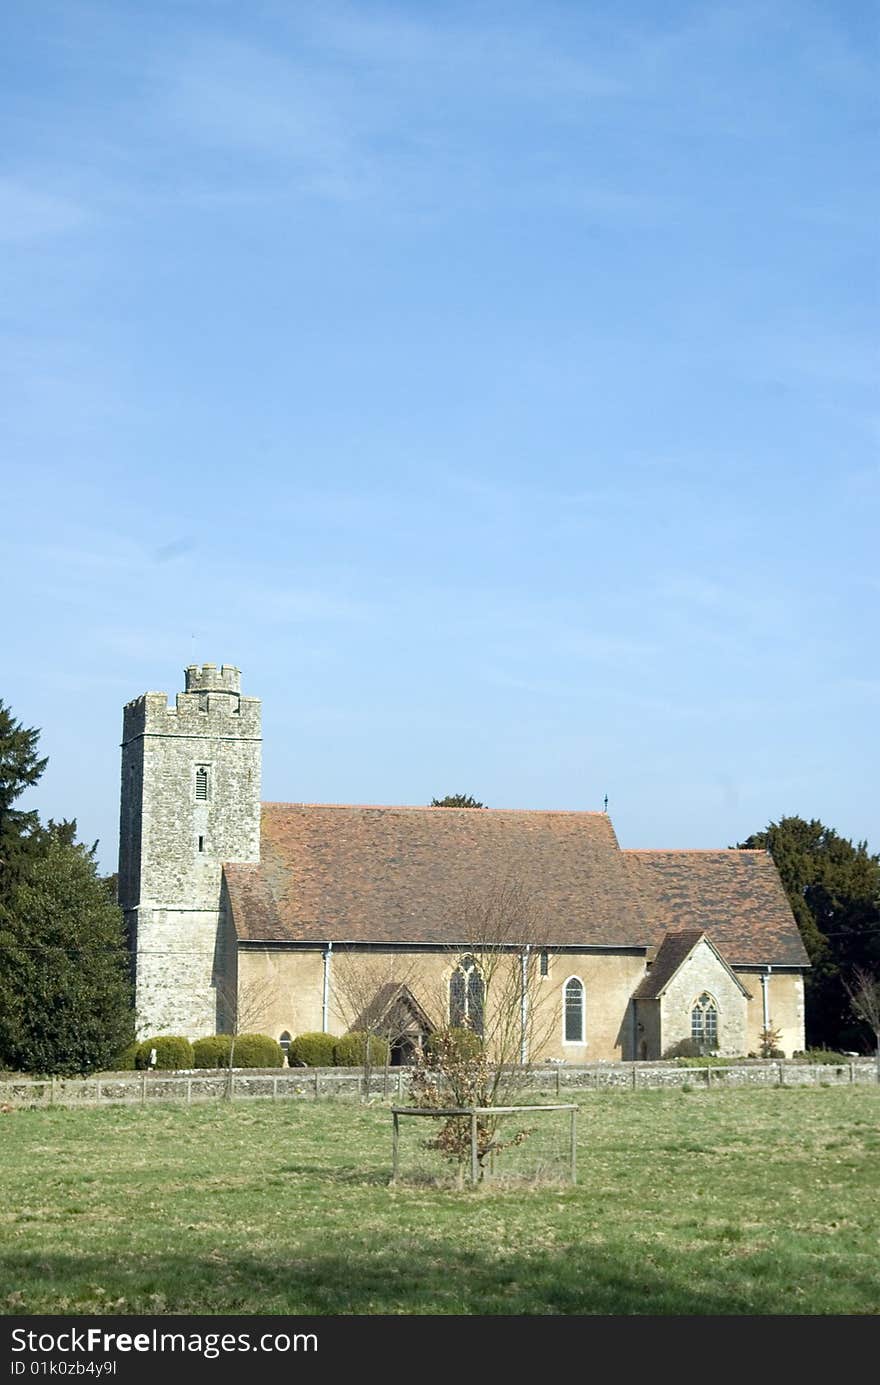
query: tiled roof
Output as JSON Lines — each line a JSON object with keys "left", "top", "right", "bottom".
{"left": 222, "top": 805, "right": 809, "bottom": 967}
{"left": 631, "top": 929, "right": 707, "bottom": 1000}
{"left": 226, "top": 804, "right": 650, "bottom": 946}
{"left": 632, "top": 929, "right": 752, "bottom": 1000}
{"left": 349, "top": 982, "right": 437, "bottom": 1036}
{"left": 627, "top": 850, "right": 810, "bottom": 967}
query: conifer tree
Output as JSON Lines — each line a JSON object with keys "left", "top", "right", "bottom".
{"left": 0, "top": 699, "right": 134, "bottom": 1074}
{"left": 0, "top": 830, "right": 134, "bottom": 1074}
{"left": 0, "top": 699, "right": 48, "bottom": 889}
{"left": 738, "top": 817, "right": 880, "bottom": 1050}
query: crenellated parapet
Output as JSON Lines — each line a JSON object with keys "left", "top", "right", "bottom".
{"left": 184, "top": 663, "right": 241, "bottom": 694}
{"left": 122, "top": 684, "right": 260, "bottom": 742}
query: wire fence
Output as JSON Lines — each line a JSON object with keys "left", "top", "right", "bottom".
{"left": 391, "top": 1104, "right": 578, "bottom": 1188}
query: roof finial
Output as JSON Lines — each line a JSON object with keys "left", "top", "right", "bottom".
{"left": 603, "top": 794, "right": 609, "bottom": 812}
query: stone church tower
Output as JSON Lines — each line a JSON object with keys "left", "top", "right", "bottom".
{"left": 118, "top": 664, "right": 261, "bottom": 1038}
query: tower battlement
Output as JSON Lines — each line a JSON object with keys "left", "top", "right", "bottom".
{"left": 122, "top": 677, "right": 260, "bottom": 742}
{"left": 185, "top": 663, "right": 241, "bottom": 694}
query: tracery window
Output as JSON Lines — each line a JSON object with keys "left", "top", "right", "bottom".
{"left": 449, "top": 954, "right": 485, "bottom": 1036}
{"left": 691, "top": 993, "right": 718, "bottom": 1050}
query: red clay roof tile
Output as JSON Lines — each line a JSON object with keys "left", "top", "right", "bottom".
{"left": 222, "top": 806, "right": 808, "bottom": 967}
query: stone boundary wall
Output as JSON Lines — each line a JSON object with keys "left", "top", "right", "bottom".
{"left": 1, "top": 1059, "right": 876, "bottom": 1108}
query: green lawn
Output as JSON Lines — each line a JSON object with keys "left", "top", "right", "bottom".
{"left": 1, "top": 1086, "right": 878, "bottom": 1315}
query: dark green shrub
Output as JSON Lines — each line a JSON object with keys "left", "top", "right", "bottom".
{"left": 134, "top": 1036, "right": 194, "bottom": 1070}
{"left": 663, "top": 1037, "right": 701, "bottom": 1059}
{"left": 802, "top": 1048, "right": 852, "bottom": 1064}
{"left": 288, "top": 1032, "right": 336, "bottom": 1067}
{"left": 232, "top": 1034, "right": 284, "bottom": 1068}
{"left": 333, "top": 1032, "right": 390, "bottom": 1067}
{"left": 663, "top": 1037, "right": 726, "bottom": 1061}
{"left": 111, "top": 1041, "right": 141, "bottom": 1071}
{"left": 192, "top": 1035, "right": 232, "bottom": 1068}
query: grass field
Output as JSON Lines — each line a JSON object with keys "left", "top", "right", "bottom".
{"left": 1, "top": 1086, "right": 878, "bottom": 1315}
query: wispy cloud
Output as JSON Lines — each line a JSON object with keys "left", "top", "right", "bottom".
{"left": 154, "top": 36, "right": 372, "bottom": 198}
{"left": 0, "top": 178, "right": 88, "bottom": 242}
{"left": 220, "top": 577, "right": 375, "bottom": 627}
{"left": 147, "top": 13, "right": 637, "bottom": 211}
{"left": 154, "top": 537, "right": 198, "bottom": 564}
{"left": 741, "top": 332, "right": 879, "bottom": 392}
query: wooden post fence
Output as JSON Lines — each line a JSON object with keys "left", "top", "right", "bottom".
{"left": 391, "top": 1111, "right": 400, "bottom": 1184}
{"left": 470, "top": 1111, "right": 479, "bottom": 1186}
{"left": 570, "top": 1106, "right": 577, "bottom": 1185}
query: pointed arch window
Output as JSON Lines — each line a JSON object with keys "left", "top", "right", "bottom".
{"left": 691, "top": 993, "right": 718, "bottom": 1050}
{"left": 449, "top": 954, "right": 485, "bottom": 1037}
{"left": 563, "top": 976, "right": 585, "bottom": 1044}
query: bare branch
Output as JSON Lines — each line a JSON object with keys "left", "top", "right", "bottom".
{"left": 844, "top": 967, "right": 880, "bottom": 1055}
{"left": 214, "top": 974, "right": 276, "bottom": 1092}
{"left": 411, "top": 876, "right": 560, "bottom": 1174}
{"left": 330, "top": 951, "right": 432, "bottom": 1092}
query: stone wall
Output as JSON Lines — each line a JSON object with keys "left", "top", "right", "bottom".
{"left": 2, "top": 1060, "right": 875, "bottom": 1108}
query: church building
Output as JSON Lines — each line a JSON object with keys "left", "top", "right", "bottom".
{"left": 119, "top": 664, "right": 809, "bottom": 1060}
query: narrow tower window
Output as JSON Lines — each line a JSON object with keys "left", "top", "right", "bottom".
{"left": 198, "top": 836, "right": 205, "bottom": 853}
{"left": 540, "top": 949, "right": 549, "bottom": 977}
{"left": 195, "top": 766, "right": 209, "bottom": 801}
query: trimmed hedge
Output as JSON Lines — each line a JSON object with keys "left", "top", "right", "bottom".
{"left": 333, "top": 1032, "right": 390, "bottom": 1067}
{"left": 192, "top": 1034, "right": 285, "bottom": 1068}
{"left": 232, "top": 1034, "right": 284, "bottom": 1068}
{"left": 192, "top": 1035, "right": 232, "bottom": 1068}
{"left": 288, "top": 1032, "right": 336, "bottom": 1067}
{"left": 134, "top": 1036, "right": 194, "bottom": 1070}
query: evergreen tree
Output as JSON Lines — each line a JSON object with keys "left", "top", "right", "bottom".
{"left": 0, "top": 699, "right": 48, "bottom": 888}
{"left": 737, "top": 817, "right": 880, "bottom": 1050}
{"left": 0, "top": 698, "right": 134, "bottom": 1074}
{"left": 431, "top": 794, "right": 486, "bottom": 808}
{"left": 0, "top": 831, "right": 134, "bottom": 1075}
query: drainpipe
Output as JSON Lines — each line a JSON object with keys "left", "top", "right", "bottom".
{"left": 520, "top": 946, "right": 530, "bottom": 1064}
{"left": 322, "top": 941, "right": 333, "bottom": 1033}
{"left": 761, "top": 966, "right": 772, "bottom": 1031}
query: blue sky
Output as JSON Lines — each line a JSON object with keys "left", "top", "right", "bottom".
{"left": 2, "top": 0, "right": 877, "bottom": 874}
